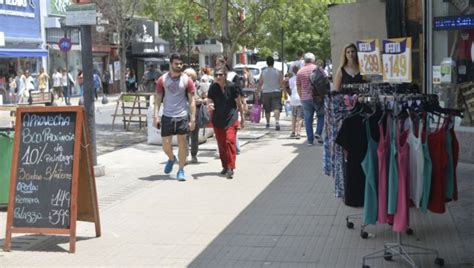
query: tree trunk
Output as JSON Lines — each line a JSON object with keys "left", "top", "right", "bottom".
{"left": 119, "top": 31, "right": 127, "bottom": 92}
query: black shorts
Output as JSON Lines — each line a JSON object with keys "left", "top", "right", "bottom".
{"left": 261, "top": 92, "right": 282, "bottom": 113}
{"left": 161, "top": 115, "right": 189, "bottom": 137}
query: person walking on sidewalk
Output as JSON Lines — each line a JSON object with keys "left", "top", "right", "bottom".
{"left": 297, "top": 52, "right": 325, "bottom": 145}
{"left": 207, "top": 66, "right": 245, "bottom": 179}
{"left": 183, "top": 67, "right": 204, "bottom": 164}
{"left": 288, "top": 65, "right": 303, "bottom": 139}
{"left": 256, "top": 56, "right": 284, "bottom": 130}
{"left": 153, "top": 53, "right": 196, "bottom": 181}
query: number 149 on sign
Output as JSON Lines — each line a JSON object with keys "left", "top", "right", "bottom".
{"left": 383, "top": 53, "right": 411, "bottom": 82}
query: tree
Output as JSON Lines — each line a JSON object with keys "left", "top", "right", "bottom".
{"left": 250, "top": 0, "right": 354, "bottom": 62}
{"left": 95, "top": 0, "right": 142, "bottom": 91}
{"left": 143, "top": 0, "right": 279, "bottom": 66}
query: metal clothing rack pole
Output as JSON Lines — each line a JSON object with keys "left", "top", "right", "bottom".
{"left": 362, "top": 232, "right": 444, "bottom": 268}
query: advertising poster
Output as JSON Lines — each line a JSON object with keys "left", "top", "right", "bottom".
{"left": 382, "top": 37, "right": 412, "bottom": 83}
{"left": 356, "top": 39, "right": 382, "bottom": 75}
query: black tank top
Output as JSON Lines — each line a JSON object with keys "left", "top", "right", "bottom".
{"left": 341, "top": 67, "right": 363, "bottom": 85}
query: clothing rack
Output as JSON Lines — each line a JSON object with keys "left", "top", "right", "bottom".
{"left": 356, "top": 89, "right": 462, "bottom": 267}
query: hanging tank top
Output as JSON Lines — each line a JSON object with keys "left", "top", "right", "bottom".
{"left": 428, "top": 117, "right": 449, "bottom": 213}
{"left": 387, "top": 117, "right": 399, "bottom": 215}
{"left": 341, "top": 67, "right": 364, "bottom": 85}
{"left": 407, "top": 117, "right": 424, "bottom": 208}
{"left": 420, "top": 116, "right": 433, "bottom": 213}
{"left": 377, "top": 114, "right": 393, "bottom": 224}
{"left": 450, "top": 120, "right": 459, "bottom": 201}
{"left": 393, "top": 120, "right": 410, "bottom": 232}
{"left": 361, "top": 119, "right": 378, "bottom": 225}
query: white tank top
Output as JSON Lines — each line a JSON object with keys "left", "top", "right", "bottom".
{"left": 407, "top": 117, "right": 424, "bottom": 208}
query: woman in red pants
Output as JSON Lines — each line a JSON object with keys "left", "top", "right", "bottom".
{"left": 207, "top": 66, "right": 245, "bottom": 179}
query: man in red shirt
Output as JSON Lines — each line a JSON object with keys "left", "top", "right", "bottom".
{"left": 297, "top": 53, "right": 325, "bottom": 145}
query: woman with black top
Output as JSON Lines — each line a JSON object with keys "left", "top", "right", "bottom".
{"left": 333, "top": 43, "right": 364, "bottom": 91}
{"left": 207, "top": 66, "right": 245, "bottom": 179}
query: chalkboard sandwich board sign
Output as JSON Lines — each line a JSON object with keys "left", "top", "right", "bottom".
{"left": 3, "top": 106, "right": 101, "bottom": 253}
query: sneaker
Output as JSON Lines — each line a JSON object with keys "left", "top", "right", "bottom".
{"left": 164, "top": 156, "right": 176, "bottom": 174}
{"left": 317, "top": 138, "right": 323, "bottom": 144}
{"left": 191, "top": 156, "right": 198, "bottom": 164}
{"left": 220, "top": 168, "right": 228, "bottom": 175}
{"left": 296, "top": 134, "right": 301, "bottom": 139}
{"left": 226, "top": 169, "right": 234, "bottom": 179}
{"left": 275, "top": 124, "right": 280, "bottom": 131}
{"left": 290, "top": 133, "right": 296, "bottom": 138}
{"left": 307, "top": 141, "right": 314, "bottom": 146}
{"left": 314, "top": 134, "right": 321, "bottom": 140}
{"left": 265, "top": 123, "right": 270, "bottom": 129}
{"left": 177, "top": 169, "right": 186, "bottom": 181}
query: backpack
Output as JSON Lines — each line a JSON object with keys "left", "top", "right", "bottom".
{"left": 309, "top": 66, "right": 330, "bottom": 98}
{"left": 93, "top": 73, "right": 101, "bottom": 89}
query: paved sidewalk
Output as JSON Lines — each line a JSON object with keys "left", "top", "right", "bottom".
{"left": 0, "top": 119, "right": 472, "bottom": 267}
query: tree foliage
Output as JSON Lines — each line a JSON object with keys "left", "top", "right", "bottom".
{"left": 140, "top": 0, "right": 354, "bottom": 64}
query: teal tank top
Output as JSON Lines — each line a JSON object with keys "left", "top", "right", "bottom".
{"left": 445, "top": 118, "right": 455, "bottom": 200}
{"left": 361, "top": 119, "right": 378, "bottom": 225}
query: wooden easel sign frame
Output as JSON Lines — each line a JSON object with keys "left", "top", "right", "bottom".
{"left": 3, "top": 106, "right": 100, "bottom": 253}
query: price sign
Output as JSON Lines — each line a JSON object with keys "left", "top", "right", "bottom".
{"left": 356, "top": 39, "right": 382, "bottom": 75}
{"left": 382, "top": 37, "right": 412, "bottom": 83}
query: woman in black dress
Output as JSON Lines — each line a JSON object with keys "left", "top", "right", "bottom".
{"left": 333, "top": 43, "right": 364, "bottom": 91}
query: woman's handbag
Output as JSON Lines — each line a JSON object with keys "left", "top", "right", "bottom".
{"left": 196, "top": 104, "right": 210, "bottom": 128}
{"left": 250, "top": 99, "right": 262, "bottom": 123}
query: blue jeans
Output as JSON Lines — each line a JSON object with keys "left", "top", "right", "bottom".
{"left": 301, "top": 98, "right": 325, "bottom": 143}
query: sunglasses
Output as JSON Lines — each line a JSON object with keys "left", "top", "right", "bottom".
{"left": 215, "top": 73, "right": 225, "bottom": 77}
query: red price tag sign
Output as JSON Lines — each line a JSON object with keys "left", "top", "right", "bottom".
{"left": 357, "top": 39, "right": 382, "bottom": 75}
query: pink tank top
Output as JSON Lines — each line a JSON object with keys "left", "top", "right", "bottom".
{"left": 393, "top": 122, "right": 410, "bottom": 233}
{"left": 377, "top": 114, "right": 393, "bottom": 224}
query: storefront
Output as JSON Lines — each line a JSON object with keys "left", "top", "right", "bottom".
{"left": 425, "top": 0, "right": 474, "bottom": 161}
{"left": 0, "top": 0, "right": 47, "bottom": 93}
{"left": 129, "top": 18, "right": 170, "bottom": 82}
{"left": 44, "top": 0, "right": 83, "bottom": 95}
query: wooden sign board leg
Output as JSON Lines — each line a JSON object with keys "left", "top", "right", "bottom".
{"left": 76, "top": 111, "right": 101, "bottom": 237}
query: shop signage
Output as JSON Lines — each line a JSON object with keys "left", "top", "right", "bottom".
{"left": 0, "top": 31, "right": 4, "bottom": 46}
{"left": 382, "top": 37, "right": 412, "bottom": 83}
{"left": 58, "top": 37, "right": 72, "bottom": 52}
{"left": 434, "top": 15, "right": 474, "bottom": 31}
{"left": 0, "top": 0, "right": 41, "bottom": 39}
{"left": 65, "top": 3, "right": 97, "bottom": 26}
{"left": 3, "top": 106, "right": 101, "bottom": 253}
{"left": 48, "top": 0, "right": 73, "bottom": 17}
{"left": 356, "top": 39, "right": 382, "bottom": 75}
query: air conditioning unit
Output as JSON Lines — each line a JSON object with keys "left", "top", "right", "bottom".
{"left": 109, "top": 33, "right": 120, "bottom": 44}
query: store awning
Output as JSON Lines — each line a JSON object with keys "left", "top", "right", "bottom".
{"left": 0, "top": 48, "right": 49, "bottom": 58}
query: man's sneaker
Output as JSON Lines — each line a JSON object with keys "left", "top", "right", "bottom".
{"left": 314, "top": 134, "right": 321, "bottom": 140}
{"left": 177, "top": 169, "right": 186, "bottom": 181}
{"left": 275, "top": 124, "right": 280, "bottom": 131}
{"left": 265, "top": 123, "right": 270, "bottom": 129}
{"left": 307, "top": 141, "right": 314, "bottom": 146}
{"left": 290, "top": 132, "right": 296, "bottom": 138}
{"left": 164, "top": 156, "right": 176, "bottom": 174}
{"left": 296, "top": 134, "right": 301, "bottom": 139}
{"left": 191, "top": 156, "right": 198, "bottom": 164}
{"left": 220, "top": 168, "right": 228, "bottom": 175}
{"left": 226, "top": 169, "right": 234, "bottom": 179}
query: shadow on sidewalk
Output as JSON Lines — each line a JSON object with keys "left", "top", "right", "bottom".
{"left": 138, "top": 174, "right": 176, "bottom": 181}
{"left": 0, "top": 235, "right": 95, "bottom": 253}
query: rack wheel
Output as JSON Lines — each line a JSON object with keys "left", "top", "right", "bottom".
{"left": 346, "top": 221, "right": 354, "bottom": 229}
{"left": 406, "top": 228, "right": 414, "bottom": 235}
{"left": 383, "top": 252, "right": 393, "bottom": 261}
{"left": 360, "top": 230, "right": 369, "bottom": 239}
{"left": 434, "top": 258, "right": 444, "bottom": 266}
